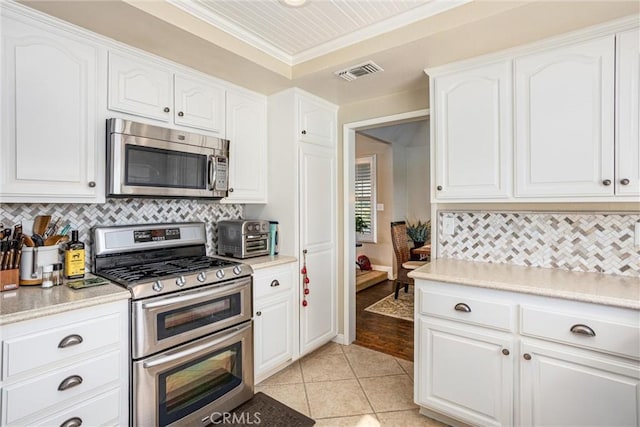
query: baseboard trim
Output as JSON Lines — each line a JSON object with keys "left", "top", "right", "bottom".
{"left": 332, "top": 334, "right": 349, "bottom": 345}
{"left": 371, "top": 264, "right": 393, "bottom": 280}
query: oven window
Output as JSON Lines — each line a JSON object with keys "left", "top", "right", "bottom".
{"left": 159, "top": 342, "right": 243, "bottom": 427}
{"left": 157, "top": 294, "right": 241, "bottom": 340}
{"left": 125, "top": 145, "right": 207, "bottom": 189}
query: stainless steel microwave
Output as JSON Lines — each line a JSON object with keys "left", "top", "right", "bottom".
{"left": 107, "top": 118, "right": 229, "bottom": 198}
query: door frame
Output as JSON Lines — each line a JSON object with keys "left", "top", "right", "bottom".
{"left": 342, "top": 108, "right": 429, "bottom": 344}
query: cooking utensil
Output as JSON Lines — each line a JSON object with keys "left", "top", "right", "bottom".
{"left": 32, "top": 233, "right": 44, "bottom": 247}
{"left": 44, "top": 235, "right": 69, "bottom": 246}
{"left": 59, "top": 224, "right": 71, "bottom": 236}
{"left": 43, "top": 218, "right": 60, "bottom": 239}
{"left": 22, "top": 235, "right": 35, "bottom": 247}
{"left": 33, "top": 215, "right": 51, "bottom": 237}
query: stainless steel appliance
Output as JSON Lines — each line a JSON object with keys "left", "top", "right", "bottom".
{"left": 107, "top": 118, "right": 230, "bottom": 198}
{"left": 217, "top": 220, "right": 270, "bottom": 259}
{"left": 93, "top": 223, "right": 253, "bottom": 427}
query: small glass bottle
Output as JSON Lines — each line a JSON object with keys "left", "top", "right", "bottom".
{"left": 41, "top": 265, "right": 54, "bottom": 288}
{"left": 52, "top": 263, "right": 63, "bottom": 286}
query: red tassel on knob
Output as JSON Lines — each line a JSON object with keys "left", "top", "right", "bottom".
{"left": 301, "top": 266, "right": 307, "bottom": 274}
{"left": 302, "top": 299, "right": 308, "bottom": 307}
{"left": 304, "top": 276, "right": 310, "bottom": 284}
{"left": 304, "top": 288, "right": 310, "bottom": 295}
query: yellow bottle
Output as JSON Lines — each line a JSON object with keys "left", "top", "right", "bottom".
{"left": 64, "top": 230, "right": 85, "bottom": 279}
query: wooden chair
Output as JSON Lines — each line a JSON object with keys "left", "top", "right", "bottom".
{"left": 390, "top": 221, "right": 428, "bottom": 299}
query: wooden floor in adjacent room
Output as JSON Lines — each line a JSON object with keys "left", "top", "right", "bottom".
{"left": 354, "top": 280, "right": 414, "bottom": 361}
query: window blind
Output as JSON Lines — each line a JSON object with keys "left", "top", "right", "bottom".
{"left": 355, "top": 155, "right": 377, "bottom": 243}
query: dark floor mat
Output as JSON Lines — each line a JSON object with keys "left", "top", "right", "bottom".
{"left": 225, "top": 392, "right": 315, "bottom": 427}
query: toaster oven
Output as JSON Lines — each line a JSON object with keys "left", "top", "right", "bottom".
{"left": 217, "top": 220, "right": 270, "bottom": 258}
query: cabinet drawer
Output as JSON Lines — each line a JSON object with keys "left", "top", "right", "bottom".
{"left": 418, "top": 288, "right": 514, "bottom": 331}
{"left": 521, "top": 306, "right": 640, "bottom": 359}
{"left": 2, "top": 350, "right": 120, "bottom": 425}
{"left": 2, "top": 312, "right": 122, "bottom": 380}
{"left": 27, "top": 388, "right": 121, "bottom": 427}
{"left": 253, "top": 264, "right": 294, "bottom": 300}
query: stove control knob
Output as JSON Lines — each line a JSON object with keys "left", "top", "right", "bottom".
{"left": 216, "top": 269, "right": 225, "bottom": 279}
{"left": 233, "top": 265, "right": 242, "bottom": 275}
{"left": 152, "top": 280, "right": 164, "bottom": 292}
{"left": 197, "top": 272, "right": 207, "bottom": 283}
{"left": 176, "top": 276, "right": 186, "bottom": 287}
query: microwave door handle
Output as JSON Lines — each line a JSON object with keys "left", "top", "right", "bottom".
{"left": 208, "top": 155, "right": 216, "bottom": 191}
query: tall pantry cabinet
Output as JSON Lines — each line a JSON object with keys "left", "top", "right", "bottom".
{"left": 246, "top": 88, "right": 338, "bottom": 356}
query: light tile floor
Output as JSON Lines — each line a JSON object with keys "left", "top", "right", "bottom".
{"left": 255, "top": 342, "right": 448, "bottom": 426}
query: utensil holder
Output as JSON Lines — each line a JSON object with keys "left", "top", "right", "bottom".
{"left": 1, "top": 269, "right": 19, "bottom": 292}
{"left": 19, "top": 245, "right": 61, "bottom": 285}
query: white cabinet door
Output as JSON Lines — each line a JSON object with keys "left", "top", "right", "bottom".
{"left": 515, "top": 35, "right": 615, "bottom": 197}
{"left": 174, "top": 74, "right": 225, "bottom": 136}
{"left": 299, "top": 143, "right": 337, "bottom": 355}
{"left": 297, "top": 97, "right": 336, "bottom": 147}
{"left": 254, "top": 293, "right": 293, "bottom": 383}
{"left": 0, "top": 17, "right": 102, "bottom": 203}
{"left": 416, "top": 318, "right": 513, "bottom": 427}
{"left": 108, "top": 51, "right": 172, "bottom": 122}
{"left": 520, "top": 341, "right": 640, "bottom": 427}
{"left": 432, "top": 61, "right": 512, "bottom": 199}
{"left": 224, "top": 90, "right": 267, "bottom": 203}
{"left": 616, "top": 28, "right": 640, "bottom": 197}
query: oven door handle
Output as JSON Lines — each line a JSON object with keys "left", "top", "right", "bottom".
{"left": 142, "top": 322, "right": 251, "bottom": 369}
{"left": 141, "top": 280, "right": 249, "bottom": 310}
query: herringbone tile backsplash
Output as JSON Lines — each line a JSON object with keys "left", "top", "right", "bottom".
{"left": 438, "top": 211, "right": 640, "bottom": 277}
{"left": 0, "top": 199, "right": 243, "bottom": 272}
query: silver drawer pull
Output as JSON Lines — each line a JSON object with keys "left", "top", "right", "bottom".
{"left": 270, "top": 280, "right": 280, "bottom": 287}
{"left": 58, "top": 375, "right": 83, "bottom": 391}
{"left": 570, "top": 324, "right": 596, "bottom": 337}
{"left": 58, "top": 334, "right": 83, "bottom": 348}
{"left": 60, "top": 417, "right": 82, "bottom": 427}
{"left": 454, "top": 303, "right": 471, "bottom": 313}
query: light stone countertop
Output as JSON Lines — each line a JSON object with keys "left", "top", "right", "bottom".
{"left": 0, "top": 275, "right": 131, "bottom": 326}
{"left": 219, "top": 255, "right": 297, "bottom": 271}
{"left": 409, "top": 259, "right": 640, "bottom": 310}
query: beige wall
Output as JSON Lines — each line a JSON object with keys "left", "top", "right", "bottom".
{"left": 355, "top": 134, "right": 394, "bottom": 272}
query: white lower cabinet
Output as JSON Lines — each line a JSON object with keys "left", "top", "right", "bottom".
{"left": 415, "top": 280, "right": 640, "bottom": 427}
{"left": 417, "top": 318, "right": 513, "bottom": 427}
{"left": 253, "top": 262, "right": 297, "bottom": 384}
{"left": 0, "top": 300, "right": 129, "bottom": 426}
{"left": 520, "top": 340, "right": 639, "bottom": 427}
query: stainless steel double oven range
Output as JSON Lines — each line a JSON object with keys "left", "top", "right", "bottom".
{"left": 93, "top": 222, "right": 253, "bottom": 427}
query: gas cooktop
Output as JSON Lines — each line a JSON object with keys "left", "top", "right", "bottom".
{"left": 92, "top": 223, "right": 252, "bottom": 299}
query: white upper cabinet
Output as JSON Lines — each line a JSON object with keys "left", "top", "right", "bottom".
{"left": 0, "top": 12, "right": 104, "bottom": 203}
{"left": 108, "top": 51, "right": 172, "bottom": 122}
{"left": 174, "top": 74, "right": 225, "bottom": 135}
{"left": 223, "top": 90, "right": 267, "bottom": 203}
{"left": 298, "top": 96, "right": 336, "bottom": 147}
{"left": 514, "top": 35, "right": 616, "bottom": 197}
{"left": 616, "top": 28, "right": 640, "bottom": 197}
{"left": 432, "top": 61, "right": 512, "bottom": 199}
{"left": 108, "top": 51, "right": 226, "bottom": 136}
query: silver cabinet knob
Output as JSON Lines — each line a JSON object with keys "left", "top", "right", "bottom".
{"left": 58, "top": 334, "right": 83, "bottom": 348}
{"left": 502, "top": 349, "right": 510, "bottom": 356}
{"left": 228, "top": 188, "right": 234, "bottom": 193}
{"left": 270, "top": 280, "right": 280, "bottom": 287}
{"left": 301, "top": 130, "right": 307, "bottom": 135}
{"left": 164, "top": 107, "right": 170, "bottom": 113}
{"left": 602, "top": 179, "right": 612, "bottom": 186}
{"left": 178, "top": 111, "right": 184, "bottom": 117}
{"left": 256, "top": 311, "right": 262, "bottom": 316}
{"left": 523, "top": 353, "right": 532, "bottom": 361}
{"left": 437, "top": 185, "right": 443, "bottom": 191}
{"left": 88, "top": 181, "right": 96, "bottom": 188}
{"left": 620, "top": 178, "right": 630, "bottom": 185}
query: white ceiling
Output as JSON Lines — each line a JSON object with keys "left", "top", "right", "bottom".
{"left": 168, "top": 0, "right": 470, "bottom": 64}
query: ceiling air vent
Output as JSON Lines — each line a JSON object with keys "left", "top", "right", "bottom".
{"left": 334, "top": 61, "right": 384, "bottom": 82}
